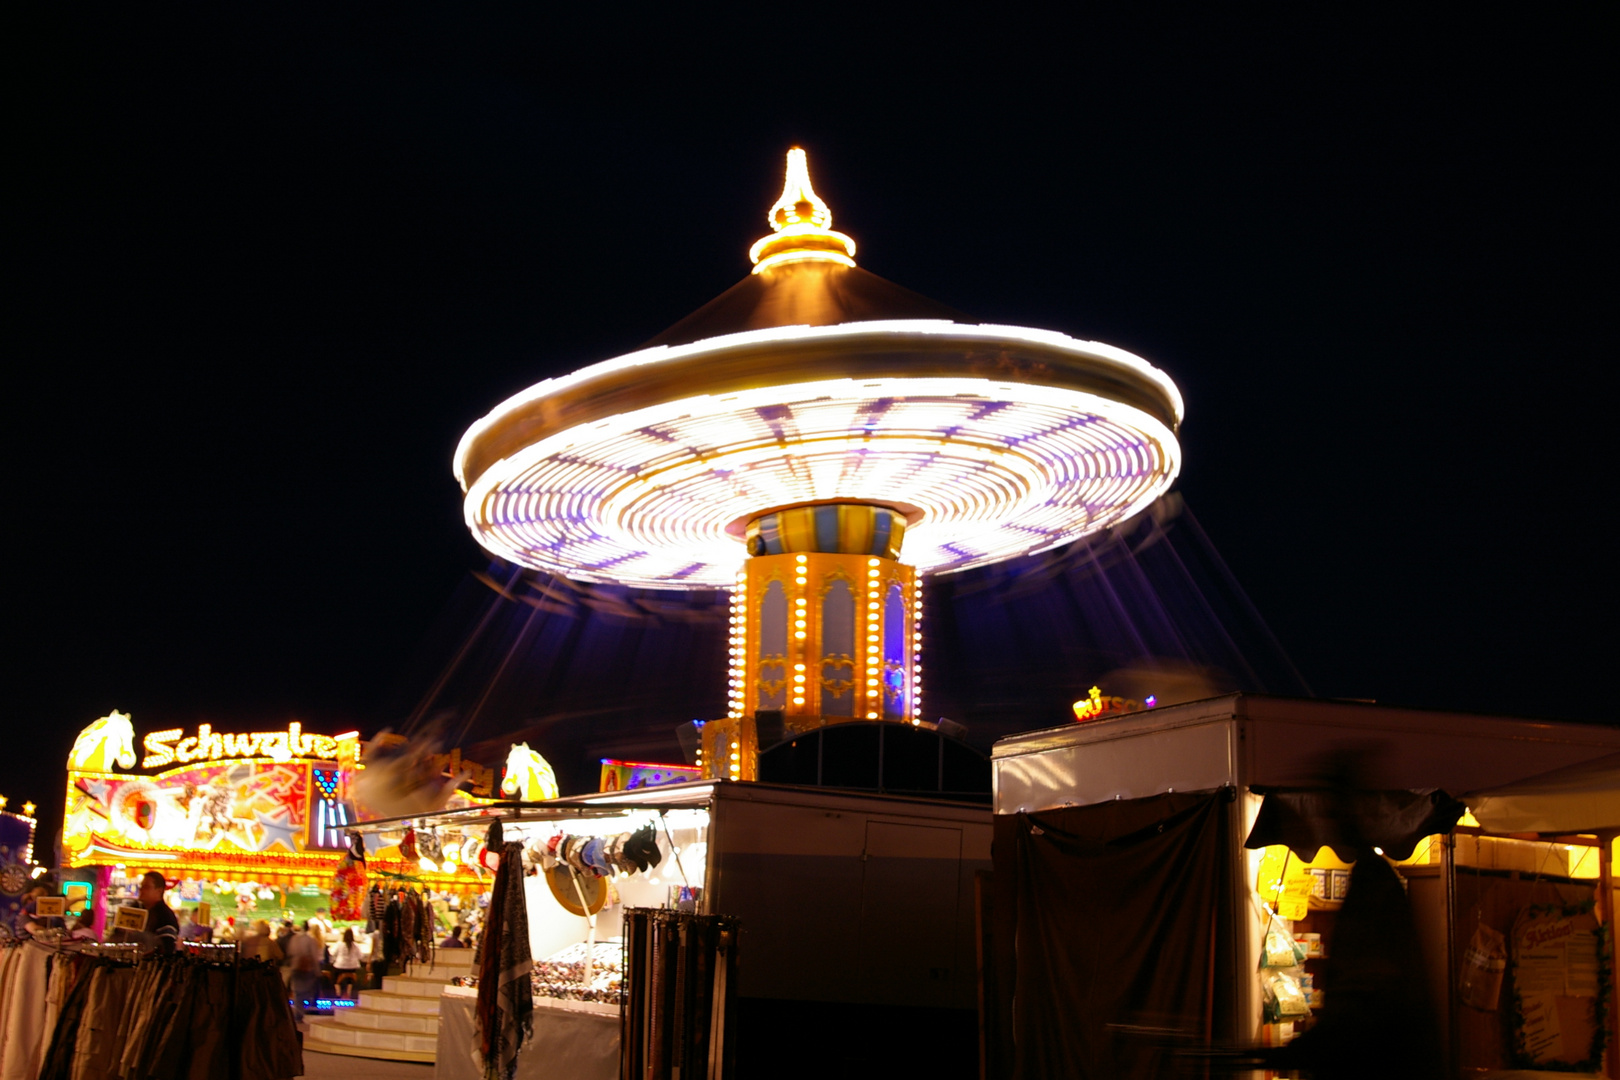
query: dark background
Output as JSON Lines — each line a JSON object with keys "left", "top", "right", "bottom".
{"left": 10, "top": 9, "right": 1614, "bottom": 826}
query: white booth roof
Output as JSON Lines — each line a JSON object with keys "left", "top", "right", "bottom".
{"left": 992, "top": 693, "right": 1620, "bottom": 815}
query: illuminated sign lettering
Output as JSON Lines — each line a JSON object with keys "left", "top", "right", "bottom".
{"left": 1071, "top": 687, "right": 1153, "bottom": 723}
{"left": 141, "top": 723, "right": 355, "bottom": 769}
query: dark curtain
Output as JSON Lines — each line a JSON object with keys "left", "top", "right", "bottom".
{"left": 989, "top": 790, "right": 1232, "bottom": 1080}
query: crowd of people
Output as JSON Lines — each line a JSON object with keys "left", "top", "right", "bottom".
{"left": 183, "top": 905, "right": 483, "bottom": 1013}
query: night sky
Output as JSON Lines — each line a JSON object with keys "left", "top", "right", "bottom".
{"left": 11, "top": 9, "right": 1613, "bottom": 828}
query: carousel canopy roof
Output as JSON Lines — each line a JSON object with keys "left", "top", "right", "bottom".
{"left": 455, "top": 149, "right": 1185, "bottom": 590}
{"left": 644, "top": 261, "right": 971, "bottom": 350}
{"left": 649, "top": 146, "right": 970, "bottom": 347}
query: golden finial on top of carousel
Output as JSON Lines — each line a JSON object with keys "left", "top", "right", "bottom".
{"left": 748, "top": 147, "right": 857, "bottom": 274}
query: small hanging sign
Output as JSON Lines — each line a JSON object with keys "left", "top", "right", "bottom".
{"left": 112, "top": 904, "right": 150, "bottom": 933}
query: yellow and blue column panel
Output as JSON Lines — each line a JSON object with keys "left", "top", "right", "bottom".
{"left": 703, "top": 504, "right": 923, "bottom": 780}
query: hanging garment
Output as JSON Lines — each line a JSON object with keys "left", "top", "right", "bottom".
{"left": 383, "top": 898, "right": 402, "bottom": 963}
{"left": 69, "top": 964, "right": 134, "bottom": 1080}
{"left": 399, "top": 894, "right": 418, "bottom": 967}
{"left": 0, "top": 947, "right": 21, "bottom": 1060}
{"left": 413, "top": 893, "right": 435, "bottom": 966}
{"left": 476, "top": 841, "right": 533, "bottom": 1080}
{"left": 232, "top": 963, "right": 302, "bottom": 1080}
{"left": 0, "top": 945, "right": 51, "bottom": 1080}
{"left": 39, "top": 953, "right": 95, "bottom": 1080}
{"left": 330, "top": 855, "right": 367, "bottom": 921}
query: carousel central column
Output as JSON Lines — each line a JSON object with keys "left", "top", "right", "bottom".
{"left": 704, "top": 504, "right": 922, "bottom": 780}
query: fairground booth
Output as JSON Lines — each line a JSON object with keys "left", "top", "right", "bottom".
{"left": 321, "top": 774, "right": 992, "bottom": 1076}
{"left": 59, "top": 711, "right": 488, "bottom": 933}
{"left": 986, "top": 693, "right": 1620, "bottom": 1080}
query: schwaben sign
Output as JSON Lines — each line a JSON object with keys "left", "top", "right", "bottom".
{"left": 141, "top": 724, "right": 356, "bottom": 768}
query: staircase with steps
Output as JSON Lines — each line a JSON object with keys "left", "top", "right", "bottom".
{"left": 304, "top": 947, "right": 476, "bottom": 1063}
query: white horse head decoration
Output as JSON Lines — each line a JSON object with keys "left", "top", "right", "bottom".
{"left": 70, "top": 711, "right": 138, "bottom": 773}
{"left": 501, "top": 742, "right": 559, "bottom": 802}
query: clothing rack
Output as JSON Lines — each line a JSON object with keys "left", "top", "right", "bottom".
{"left": 62, "top": 940, "right": 142, "bottom": 960}
{"left": 180, "top": 940, "right": 240, "bottom": 960}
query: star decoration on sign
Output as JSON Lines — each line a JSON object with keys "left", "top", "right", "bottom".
{"left": 21, "top": 803, "right": 35, "bottom": 817}
{"left": 76, "top": 778, "right": 114, "bottom": 806}
{"left": 254, "top": 810, "right": 302, "bottom": 853}
{"left": 260, "top": 768, "right": 307, "bottom": 820}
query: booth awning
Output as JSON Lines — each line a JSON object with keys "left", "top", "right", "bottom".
{"left": 1243, "top": 787, "right": 1466, "bottom": 861}
{"left": 1465, "top": 751, "right": 1620, "bottom": 835}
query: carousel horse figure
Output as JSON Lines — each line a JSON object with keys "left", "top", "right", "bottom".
{"left": 70, "top": 711, "right": 138, "bottom": 772}
{"left": 501, "top": 743, "right": 559, "bottom": 802}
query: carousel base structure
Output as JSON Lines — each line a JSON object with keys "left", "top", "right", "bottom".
{"left": 303, "top": 946, "right": 475, "bottom": 1063}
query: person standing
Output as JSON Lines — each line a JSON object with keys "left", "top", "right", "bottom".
{"left": 180, "top": 908, "right": 212, "bottom": 943}
{"left": 439, "top": 924, "right": 468, "bottom": 948}
{"left": 285, "top": 923, "right": 324, "bottom": 1019}
{"left": 114, "top": 871, "right": 179, "bottom": 954}
{"left": 331, "top": 928, "right": 363, "bottom": 999}
{"left": 238, "top": 919, "right": 283, "bottom": 964}
{"left": 275, "top": 919, "right": 295, "bottom": 984}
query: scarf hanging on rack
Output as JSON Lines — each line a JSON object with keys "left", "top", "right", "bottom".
{"left": 475, "top": 841, "right": 532, "bottom": 1080}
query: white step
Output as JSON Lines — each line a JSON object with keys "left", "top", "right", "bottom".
{"left": 406, "top": 949, "right": 475, "bottom": 970}
{"left": 304, "top": 1039, "right": 436, "bottom": 1065}
{"left": 394, "top": 953, "right": 474, "bottom": 980}
{"left": 382, "top": 975, "right": 449, "bottom": 997}
{"left": 304, "top": 1019, "right": 438, "bottom": 1059}
{"left": 359, "top": 989, "right": 442, "bottom": 1015}
{"left": 314, "top": 1008, "right": 439, "bottom": 1034}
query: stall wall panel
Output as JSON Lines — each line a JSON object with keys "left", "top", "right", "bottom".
{"left": 1404, "top": 869, "right": 1452, "bottom": 1076}
{"left": 995, "top": 720, "right": 1235, "bottom": 813}
{"left": 713, "top": 800, "right": 867, "bottom": 1002}
{"left": 858, "top": 822, "right": 963, "bottom": 1008}
{"left": 710, "top": 797, "right": 986, "bottom": 1010}
{"left": 717, "top": 853, "right": 867, "bottom": 1001}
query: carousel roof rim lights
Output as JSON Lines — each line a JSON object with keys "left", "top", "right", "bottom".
{"left": 458, "top": 368, "right": 1181, "bottom": 589}
{"left": 454, "top": 318, "right": 1184, "bottom": 491}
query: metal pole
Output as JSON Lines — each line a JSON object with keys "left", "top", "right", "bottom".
{"left": 1600, "top": 833, "right": 1617, "bottom": 1079}
{"left": 1444, "top": 831, "right": 1459, "bottom": 1080}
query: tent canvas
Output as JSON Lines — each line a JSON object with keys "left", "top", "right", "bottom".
{"left": 1467, "top": 752, "right": 1620, "bottom": 836}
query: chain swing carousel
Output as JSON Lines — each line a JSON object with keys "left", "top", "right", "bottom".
{"left": 397, "top": 149, "right": 1189, "bottom": 1079}
{"left": 455, "top": 146, "right": 1184, "bottom": 782}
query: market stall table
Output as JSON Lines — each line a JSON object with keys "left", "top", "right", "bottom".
{"left": 434, "top": 987, "right": 618, "bottom": 1080}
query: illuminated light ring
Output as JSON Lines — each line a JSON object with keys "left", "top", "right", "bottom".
{"left": 456, "top": 321, "right": 1183, "bottom": 483}
{"left": 465, "top": 386, "right": 1177, "bottom": 588}
{"left": 458, "top": 323, "right": 1181, "bottom": 589}
{"left": 470, "top": 407, "right": 1173, "bottom": 584}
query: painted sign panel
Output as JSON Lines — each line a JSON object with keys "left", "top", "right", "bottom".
{"left": 64, "top": 758, "right": 352, "bottom": 863}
